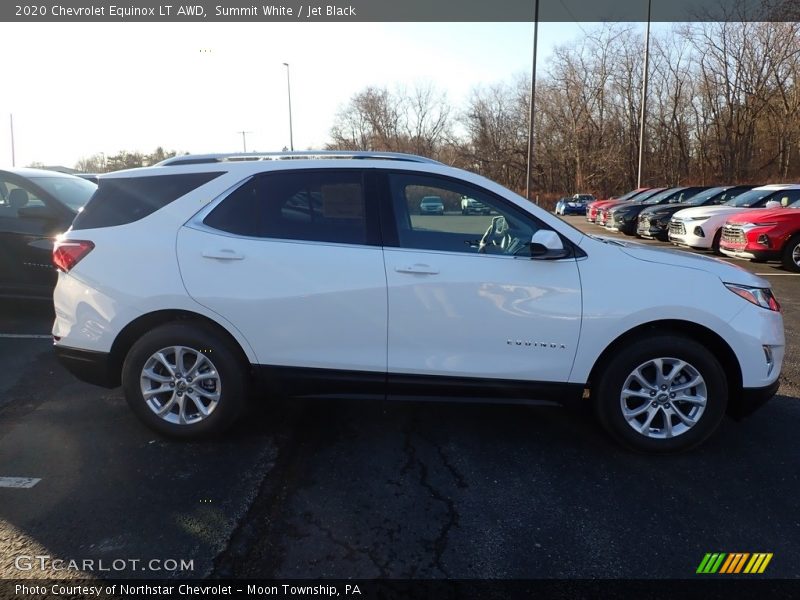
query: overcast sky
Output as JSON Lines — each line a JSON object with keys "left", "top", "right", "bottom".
{"left": 0, "top": 21, "right": 649, "bottom": 168}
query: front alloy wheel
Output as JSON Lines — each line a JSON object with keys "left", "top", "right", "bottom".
{"left": 594, "top": 334, "right": 727, "bottom": 453}
{"left": 782, "top": 234, "right": 800, "bottom": 272}
{"left": 620, "top": 358, "right": 706, "bottom": 439}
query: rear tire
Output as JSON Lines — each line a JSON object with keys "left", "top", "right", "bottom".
{"left": 122, "top": 322, "right": 248, "bottom": 439}
{"left": 593, "top": 334, "right": 727, "bottom": 453}
{"left": 781, "top": 234, "right": 800, "bottom": 272}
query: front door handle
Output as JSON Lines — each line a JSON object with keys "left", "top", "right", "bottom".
{"left": 394, "top": 264, "right": 439, "bottom": 275}
{"left": 202, "top": 249, "right": 245, "bottom": 260}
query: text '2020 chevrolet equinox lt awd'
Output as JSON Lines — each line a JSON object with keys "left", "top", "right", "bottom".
{"left": 52, "top": 152, "right": 784, "bottom": 453}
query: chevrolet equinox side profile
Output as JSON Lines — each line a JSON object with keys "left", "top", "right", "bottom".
{"left": 52, "top": 152, "right": 784, "bottom": 453}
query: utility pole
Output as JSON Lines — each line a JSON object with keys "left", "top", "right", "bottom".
{"left": 525, "top": 0, "right": 539, "bottom": 202}
{"left": 637, "top": 0, "right": 652, "bottom": 188}
{"left": 10, "top": 114, "right": 15, "bottom": 167}
{"left": 237, "top": 131, "right": 252, "bottom": 153}
{"left": 283, "top": 62, "right": 294, "bottom": 151}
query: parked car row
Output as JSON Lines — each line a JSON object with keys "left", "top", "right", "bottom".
{"left": 579, "top": 183, "right": 800, "bottom": 272}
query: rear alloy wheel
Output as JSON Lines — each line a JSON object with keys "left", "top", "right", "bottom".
{"left": 594, "top": 334, "right": 727, "bottom": 453}
{"left": 781, "top": 234, "right": 800, "bottom": 273}
{"left": 122, "top": 322, "right": 247, "bottom": 438}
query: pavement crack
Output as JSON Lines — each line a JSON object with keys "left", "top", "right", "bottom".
{"left": 402, "top": 423, "right": 460, "bottom": 577}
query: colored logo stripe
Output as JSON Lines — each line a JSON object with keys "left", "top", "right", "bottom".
{"left": 744, "top": 553, "right": 773, "bottom": 574}
{"left": 697, "top": 553, "right": 726, "bottom": 574}
{"left": 719, "top": 553, "right": 749, "bottom": 573}
{"left": 697, "top": 553, "right": 773, "bottom": 574}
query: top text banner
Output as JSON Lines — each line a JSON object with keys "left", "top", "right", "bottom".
{"left": 2, "top": 0, "right": 799, "bottom": 22}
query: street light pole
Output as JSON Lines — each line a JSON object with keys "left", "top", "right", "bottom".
{"left": 637, "top": 0, "right": 652, "bottom": 188}
{"left": 283, "top": 62, "right": 294, "bottom": 152}
{"left": 237, "top": 130, "right": 251, "bottom": 152}
{"left": 525, "top": 0, "right": 539, "bottom": 202}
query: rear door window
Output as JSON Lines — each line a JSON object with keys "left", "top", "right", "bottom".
{"left": 202, "top": 170, "right": 374, "bottom": 246}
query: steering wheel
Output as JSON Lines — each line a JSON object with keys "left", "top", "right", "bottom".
{"left": 478, "top": 216, "right": 512, "bottom": 254}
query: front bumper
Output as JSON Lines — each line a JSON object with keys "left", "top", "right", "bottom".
{"left": 54, "top": 345, "right": 119, "bottom": 388}
{"left": 637, "top": 220, "right": 669, "bottom": 239}
{"left": 719, "top": 246, "right": 780, "bottom": 261}
{"left": 563, "top": 205, "right": 587, "bottom": 215}
{"left": 728, "top": 380, "right": 781, "bottom": 420}
{"left": 668, "top": 228, "right": 712, "bottom": 249}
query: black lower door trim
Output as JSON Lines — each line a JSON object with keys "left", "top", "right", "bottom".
{"left": 254, "top": 365, "right": 585, "bottom": 406}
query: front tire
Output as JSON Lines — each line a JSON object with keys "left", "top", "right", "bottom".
{"left": 593, "top": 334, "right": 727, "bottom": 453}
{"left": 122, "top": 322, "right": 248, "bottom": 438}
{"left": 711, "top": 229, "right": 723, "bottom": 255}
{"left": 781, "top": 234, "right": 800, "bottom": 272}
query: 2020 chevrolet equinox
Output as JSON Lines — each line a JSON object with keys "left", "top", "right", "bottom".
{"left": 52, "top": 152, "right": 784, "bottom": 453}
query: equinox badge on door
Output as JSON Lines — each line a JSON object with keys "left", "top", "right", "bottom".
{"left": 506, "top": 340, "right": 567, "bottom": 349}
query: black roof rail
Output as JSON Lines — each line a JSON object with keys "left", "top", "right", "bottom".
{"left": 156, "top": 151, "right": 443, "bottom": 167}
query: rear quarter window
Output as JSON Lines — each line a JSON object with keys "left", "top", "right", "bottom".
{"left": 72, "top": 172, "right": 224, "bottom": 230}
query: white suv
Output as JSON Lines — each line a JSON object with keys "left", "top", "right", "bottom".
{"left": 52, "top": 152, "right": 784, "bottom": 453}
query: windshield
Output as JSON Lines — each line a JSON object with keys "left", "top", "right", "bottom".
{"left": 614, "top": 188, "right": 666, "bottom": 204}
{"left": 642, "top": 188, "right": 681, "bottom": 205}
{"left": 30, "top": 176, "right": 97, "bottom": 211}
{"left": 683, "top": 186, "right": 727, "bottom": 206}
{"left": 616, "top": 188, "right": 647, "bottom": 202}
{"left": 725, "top": 188, "right": 777, "bottom": 208}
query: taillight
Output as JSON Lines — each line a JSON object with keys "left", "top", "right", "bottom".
{"left": 53, "top": 240, "right": 94, "bottom": 272}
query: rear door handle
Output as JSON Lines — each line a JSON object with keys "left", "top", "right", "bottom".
{"left": 394, "top": 264, "right": 439, "bottom": 275}
{"left": 202, "top": 249, "right": 245, "bottom": 260}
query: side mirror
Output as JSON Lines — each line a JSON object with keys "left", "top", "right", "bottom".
{"left": 529, "top": 230, "right": 569, "bottom": 260}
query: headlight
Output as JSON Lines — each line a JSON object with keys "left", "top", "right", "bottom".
{"left": 740, "top": 222, "right": 778, "bottom": 232}
{"left": 724, "top": 283, "right": 781, "bottom": 312}
{"left": 686, "top": 215, "right": 709, "bottom": 221}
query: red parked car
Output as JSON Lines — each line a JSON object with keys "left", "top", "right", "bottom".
{"left": 586, "top": 187, "right": 650, "bottom": 223}
{"left": 594, "top": 187, "right": 667, "bottom": 226}
{"left": 719, "top": 199, "right": 800, "bottom": 271}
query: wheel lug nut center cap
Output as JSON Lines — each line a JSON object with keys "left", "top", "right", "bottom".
{"left": 657, "top": 393, "right": 669, "bottom": 403}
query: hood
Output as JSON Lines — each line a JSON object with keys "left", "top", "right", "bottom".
{"left": 640, "top": 203, "right": 686, "bottom": 216}
{"left": 593, "top": 236, "right": 769, "bottom": 287}
{"left": 672, "top": 205, "right": 752, "bottom": 220}
{"left": 593, "top": 199, "right": 624, "bottom": 209}
{"left": 726, "top": 207, "right": 800, "bottom": 224}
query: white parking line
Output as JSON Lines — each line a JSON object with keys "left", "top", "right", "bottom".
{"left": 0, "top": 477, "right": 41, "bottom": 488}
{"left": 0, "top": 334, "right": 51, "bottom": 339}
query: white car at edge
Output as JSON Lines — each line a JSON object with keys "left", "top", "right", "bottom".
{"left": 52, "top": 152, "right": 784, "bottom": 453}
{"left": 669, "top": 184, "right": 800, "bottom": 252}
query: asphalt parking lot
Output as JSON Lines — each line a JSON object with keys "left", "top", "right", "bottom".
{"left": 0, "top": 214, "right": 797, "bottom": 581}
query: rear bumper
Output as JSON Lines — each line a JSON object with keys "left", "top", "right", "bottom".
{"left": 54, "top": 345, "right": 118, "bottom": 388}
{"left": 728, "top": 380, "right": 781, "bottom": 420}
